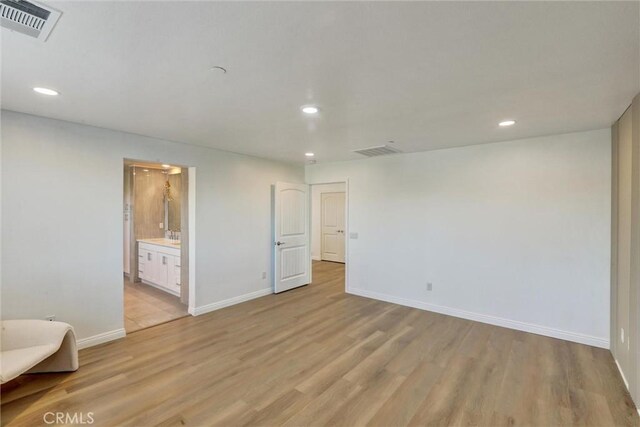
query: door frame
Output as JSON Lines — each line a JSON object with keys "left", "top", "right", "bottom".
{"left": 308, "top": 179, "right": 350, "bottom": 292}
{"left": 186, "top": 166, "right": 197, "bottom": 315}
{"left": 122, "top": 160, "right": 197, "bottom": 332}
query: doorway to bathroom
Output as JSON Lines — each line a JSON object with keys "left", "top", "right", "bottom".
{"left": 123, "top": 160, "right": 192, "bottom": 333}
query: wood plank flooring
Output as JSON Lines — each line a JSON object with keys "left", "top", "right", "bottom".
{"left": 124, "top": 279, "right": 188, "bottom": 333}
{"left": 2, "top": 261, "right": 638, "bottom": 426}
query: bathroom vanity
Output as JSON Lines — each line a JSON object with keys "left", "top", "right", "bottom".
{"left": 137, "top": 238, "right": 181, "bottom": 296}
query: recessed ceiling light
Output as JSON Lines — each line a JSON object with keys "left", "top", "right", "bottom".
{"left": 143, "top": 169, "right": 149, "bottom": 172}
{"left": 305, "top": 152, "right": 315, "bottom": 157}
{"left": 499, "top": 120, "right": 516, "bottom": 127}
{"left": 301, "top": 106, "right": 319, "bottom": 114}
{"left": 162, "top": 164, "right": 171, "bottom": 168}
{"left": 33, "top": 87, "right": 59, "bottom": 96}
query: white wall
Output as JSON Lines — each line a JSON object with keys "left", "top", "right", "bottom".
{"left": 306, "top": 129, "right": 611, "bottom": 347}
{"left": 311, "top": 183, "right": 346, "bottom": 260}
{"left": 1, "top": 111, "right": 304, "bottom": 341}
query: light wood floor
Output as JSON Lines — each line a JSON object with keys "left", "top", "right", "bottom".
{"left": 124, "top": 278, "right": 188, "bottom": 333}
{"left": 2, "top": 262, "right": 638, "bottom": 426}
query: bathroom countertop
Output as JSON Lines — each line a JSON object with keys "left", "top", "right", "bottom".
{"left": 137, "top": 238, "right": 181, "bottom": 249}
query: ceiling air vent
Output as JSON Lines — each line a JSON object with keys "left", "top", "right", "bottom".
{"left": 0, "top": 0, "right": 61, "bottom": 41}
{"left": 352, "top": 145, "right": 402, "bottom": 158}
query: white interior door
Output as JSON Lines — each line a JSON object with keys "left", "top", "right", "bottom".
{"left": 274, "top": 182, "right": 311, "bottom": 293}
{"left": 321, "top": 192, "right": 346, "bottom": 263}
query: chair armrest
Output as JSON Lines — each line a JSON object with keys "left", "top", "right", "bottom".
{"left": 1, "top": 320, "right": 75, "bottom": 351}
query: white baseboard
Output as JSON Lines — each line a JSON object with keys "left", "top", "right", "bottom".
{"left": 311, "top": 255, "right": 321, "bottom": 261}
{"left": 614, "top": 358, "right": 639, "bottom": 415}
{"left": 615, "top": 358, "right": 630, "bottom": 390}
{"left": 348, "top": 288, "right": 609, "bottom": 349}
{"left": 192, "top": 288, "right": 272, "bottom": 316}
{"left": 77, "top": 328, "right": 126, "bottom": 350}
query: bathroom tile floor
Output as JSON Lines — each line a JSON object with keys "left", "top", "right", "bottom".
{"left": 124, "top": 279, "right": 188, "bottom": 333}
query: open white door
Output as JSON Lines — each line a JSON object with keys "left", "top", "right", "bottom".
{"left": 274, "top": 182, "right": 311, "bottom": 293}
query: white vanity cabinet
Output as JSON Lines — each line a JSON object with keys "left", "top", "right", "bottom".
{"left": 137, "top": 239, "right": 181, "bottom": 296}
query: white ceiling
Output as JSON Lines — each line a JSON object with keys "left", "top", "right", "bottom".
{"left": 2, "top": 1, "right": 639, "bottom": 163}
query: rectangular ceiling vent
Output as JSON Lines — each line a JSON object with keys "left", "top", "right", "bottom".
{"left": 0, "top": 0, "right": 61, "bottom": 41}
{"left": 352, "top": 145, "right": 402, "bottom": 158}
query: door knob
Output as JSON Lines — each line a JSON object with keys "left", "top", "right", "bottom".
{"left": 276, "top": 241, "right": 285, "bottom": 246}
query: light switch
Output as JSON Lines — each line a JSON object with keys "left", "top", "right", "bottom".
{"left": 159, "top": 222, "right": 164, "bottom": 229}
{"left": 349, "top": 232, "right": 359, "bottom": 239}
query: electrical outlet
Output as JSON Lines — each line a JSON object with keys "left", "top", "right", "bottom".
{"left": 159, "top": 222, "right": 164, "bottom": 229}
{"left": 621, "top": 328, "right": 625, "bottom": 343}
{"left": 45, "top": 315, "right": 55, "bottom": 321}
{"left": 262, "top": 272, "right": 267, "bottom": 279}
{"left": 426, "top": 282, "right": 433, "bottom": 291}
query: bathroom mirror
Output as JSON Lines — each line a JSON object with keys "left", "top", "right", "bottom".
{"left": 166, "top": 171, "right": 181, "bottom": 232}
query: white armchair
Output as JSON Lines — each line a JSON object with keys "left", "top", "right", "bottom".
{"left": 1, "top": 320, "right": 79, "bottom": 384}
